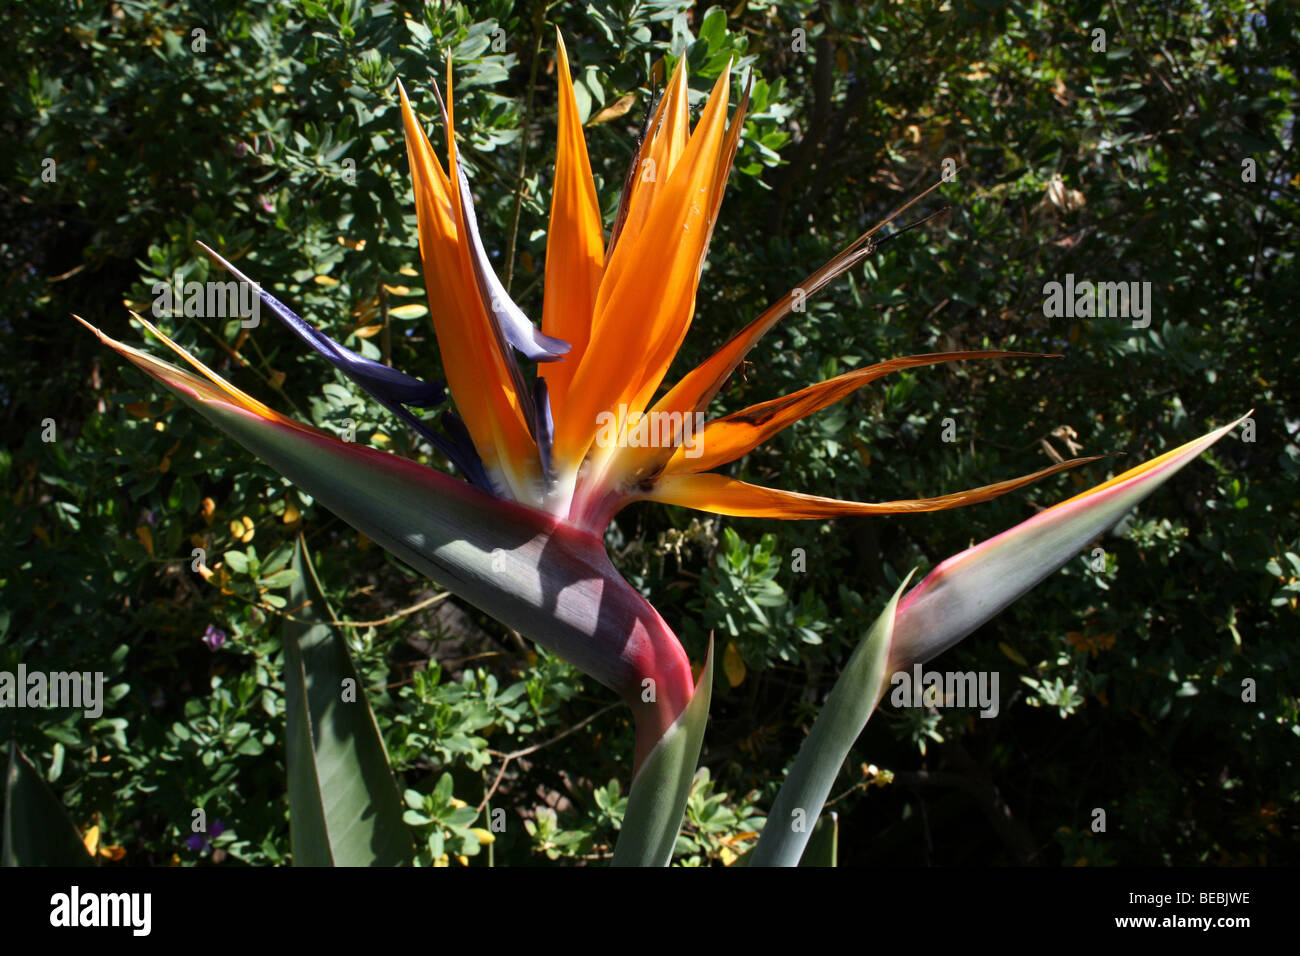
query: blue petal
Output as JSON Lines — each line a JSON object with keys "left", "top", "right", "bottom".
{"left": 452, "top": 160, "right": 571, "bottom": 363}
{"left": 197, "top": 242, "right": 494, "bottom": 492}
{"left": 380, "top": 398, "right": 493, "bottom": 494}
{"left": 196, "top": 242, "right": 446, "bottom": 408}
{"left": 438, "top": 411, "right": 494, "bottom": 492}
{"left": 532, "top": 377, "right": 555, "bottom": 484}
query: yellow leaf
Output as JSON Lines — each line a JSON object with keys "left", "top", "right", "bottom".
{"left": 201, "top": 497, "right": 215, "bottom": 525}
{"left": 100, "top": 845, "right": 126, "bottom": 861}
{"left": 470, "top": 827, "right": 495, "bottom": 845}
{"left": 83, "top": 825, "right": 100, "bottom": 857}
{"left": 136, "top": 526, "right": 154, "bottom": 556}
{"left": 388, "top": 303, "right": 428, "bottom": 320}
{"left": 399, "top": 266, "right": 419, "bottom": 277}
{"left": 998, "top": 641, "right": 1027, "bottom": 666}
{"left": 588, "top": 93, "right": 637, "bottom": 126}
{"left": 371, "top": 433, "right": 390, "bottom": 446}
{"left": 853, "top": 437, "right": 872, "bottom": 468}
{"left": 353, "top": 324, "right": 383, "bottom": 339}
{"left": 282, "top": 500, "right": 301, "bottom": 524}
{"left": 313, "top": 275, "right": 339, "bottom": 287}
{"left": 723, "top": 641, "right": 747, "bottom": 687}
{"left": 382, "top": 284, "right": 411, "bottom": 296}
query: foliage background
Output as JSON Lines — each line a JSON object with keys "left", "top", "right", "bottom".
{"left": 2, "top": 0, "right": 1296, "bottom": 866}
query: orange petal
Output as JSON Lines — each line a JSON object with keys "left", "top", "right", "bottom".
{"left": 706, "top": 75, "right": 751, "bottom": 226}
{"left": 399, "top": 81, "right": 536, "bottom": 496}
{"left": 661, "top": 351, "right": 1047, "bottom": 477}
{"left": 540, "top": 32, "right": 606, "bottom": 419}
{"left": 648, "top": 179, "right": 951, "bottom": 426}
{"left": 641, "top": 457, "right": 1100, "bottom": 519}
{"left": 616, "top": 56, "right": 691, "bottom": 246}
{"left": 604, "top": 64, "right": 687, "bottom": 258}
{"left": 633, "top": 74, "right": 750, "bottom": 428}
{"left": 554, "top": 67, "right": 733, "bottom": 474}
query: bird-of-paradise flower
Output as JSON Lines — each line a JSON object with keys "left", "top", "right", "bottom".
{"left": 79, "top": 36, "right": 1244, "bottom": 858}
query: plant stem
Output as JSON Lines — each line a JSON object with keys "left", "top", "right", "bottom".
{"left": 504, "top": 2, "right": 555, "bottom": 292}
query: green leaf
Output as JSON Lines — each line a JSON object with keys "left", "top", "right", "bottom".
{"left": 798, "top": 811, "right": 838, "bottom": 867}
{"left": 2, "top": 740, "right": 93, "bottom": 867}
{"left": 258, "top": 568, "right": 299, "bottom": 589}
{"left": 698, "top": 6, "right": 727, "bottom": 48}
{"left": 612, "top": 641, "right": 714, "bottom": 867}
{"left": 283, "top": 538, "right": 413, "bottom": 866}
{"left": 749, "top": 576, "right": 911, "bottom": 867}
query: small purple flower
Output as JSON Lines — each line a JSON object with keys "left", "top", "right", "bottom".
{"left": 234, "top": 141, "right": 249, "bottom": 158}
{"left": 202, "top": 625, "right": 227, "bottom": 651}
{"left": 259, "top": 194, "right": 275, "bottom": 214}
{"left": 184, "top": 819, "right": 226, "bottom": 853}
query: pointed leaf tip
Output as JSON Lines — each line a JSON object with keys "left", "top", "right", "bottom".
{"left": 888, "top": 414, "right": 1248, "bottom": 672}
